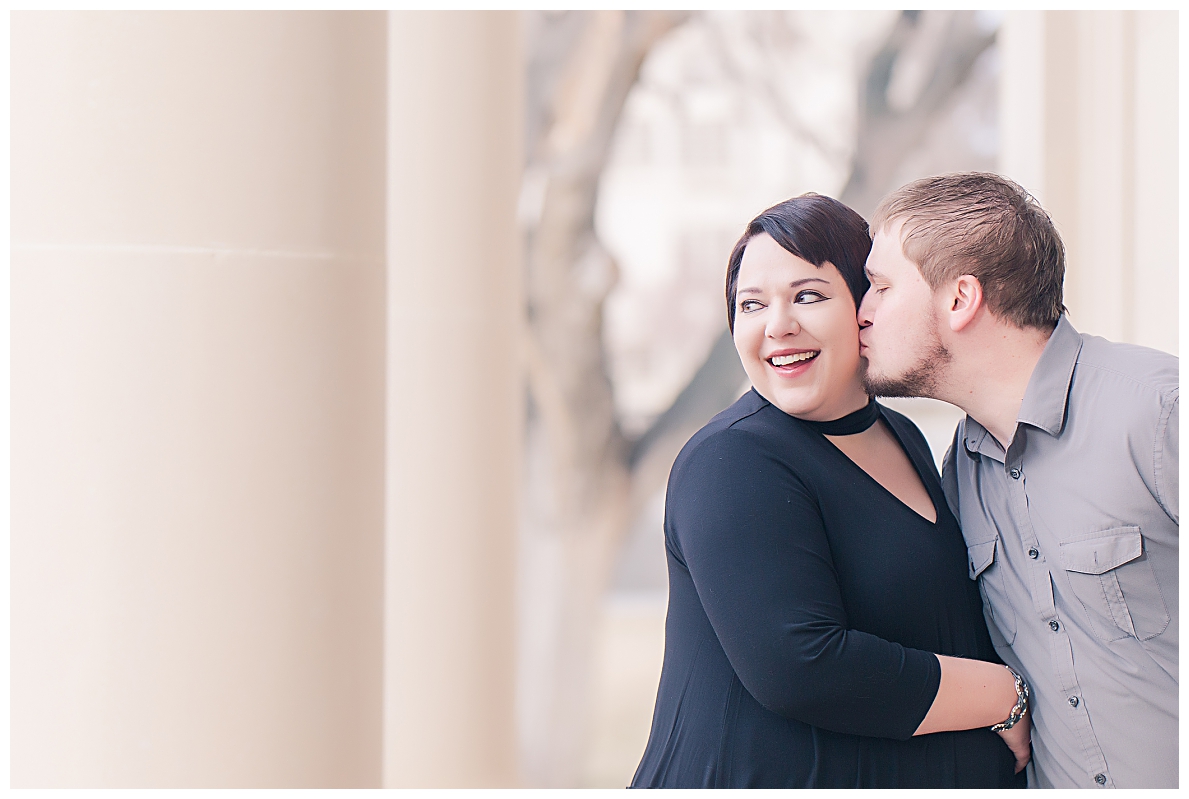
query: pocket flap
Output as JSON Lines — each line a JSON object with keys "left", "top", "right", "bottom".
{"left": 1060, "top": 527, "right": 1143, "bottom": 574}
{"left": 967, "top": 540, "right": 997, "bottom": 580}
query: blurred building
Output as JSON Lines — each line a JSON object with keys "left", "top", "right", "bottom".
{"left": 9, "top": 10, "right": 1178, "bottom": 789}
{"left": 1000, "top": 11, "right": 1178, "bottom": 356}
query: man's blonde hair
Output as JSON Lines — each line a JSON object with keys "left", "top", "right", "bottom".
{"left": 871, "top": 172, "right": 1066, "bottom": 329}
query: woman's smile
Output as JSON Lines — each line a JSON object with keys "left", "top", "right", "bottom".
{"left": 766, "top": 348, "right": 820, "bottom": 376}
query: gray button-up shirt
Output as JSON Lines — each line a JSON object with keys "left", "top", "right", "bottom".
{"left": 942, "top": 316, "right": 1178, "bottom": 789}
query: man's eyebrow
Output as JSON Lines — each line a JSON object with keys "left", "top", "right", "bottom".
{"left": 737, "top": 277, "right": 830, "bottom": 295}
{"left": 864, "top": 266, "right": 884, "bottom": 280}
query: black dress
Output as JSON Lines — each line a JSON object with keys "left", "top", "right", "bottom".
{"left": 631, "top": 389, "right": 1022, "bottom": 788}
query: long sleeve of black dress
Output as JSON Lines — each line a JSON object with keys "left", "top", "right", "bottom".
{"left": 631, "top": 390, "right": 1020, "bottom": 788}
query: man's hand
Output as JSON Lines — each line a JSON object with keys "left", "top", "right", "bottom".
{"left": 997, "top": 710, "right": 1031, "bottom": 774}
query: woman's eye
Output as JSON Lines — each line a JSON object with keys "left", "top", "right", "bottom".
{"left": 739, "top": 299, "right": 764, "bottom": 313}
{"left": 795, "top": 290, "right": 827, "bottom": 304}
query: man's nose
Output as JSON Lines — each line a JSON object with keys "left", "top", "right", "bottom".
{"left": 857, "top": 291, "right": 874, "bottom": 328}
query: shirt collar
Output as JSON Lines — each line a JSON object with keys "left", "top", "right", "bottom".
{"left": 1016, "top": 314, "right": 1082, "bottom": 436}
{"left": 962, "top": 315, "right": 1082, "bottom": 457}
{"left": 961, "top": 416, "right": 995, "bottom": 459}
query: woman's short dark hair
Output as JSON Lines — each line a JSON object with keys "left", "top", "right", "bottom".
{"left": 726, "top": 193, "right": 872, "bottom": 333}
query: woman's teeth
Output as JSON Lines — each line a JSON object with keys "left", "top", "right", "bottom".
{"left": 771, "top": 351, "right": 818, "bottom": 366}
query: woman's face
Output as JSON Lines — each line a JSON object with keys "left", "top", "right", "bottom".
{"left": 732, "top": 233, "right": 869, "bottom": 421}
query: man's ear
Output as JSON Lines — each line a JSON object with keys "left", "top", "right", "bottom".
{"left": 947, "top": 275, "right": 984, "bottom": 332}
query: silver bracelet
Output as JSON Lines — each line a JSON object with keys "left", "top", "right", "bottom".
{"left": 990, "top": 665, "right": 1030, "bottom": 732}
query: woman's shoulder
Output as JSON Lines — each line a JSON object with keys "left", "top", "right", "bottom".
{"left": 670, "top": 390, "right": 811, "bottom": 483}
{"left": 679, "top": 388, "right": 774, "bottom": 447}
{"left": 665, "top": 392, "right": 823, "bottom": 547}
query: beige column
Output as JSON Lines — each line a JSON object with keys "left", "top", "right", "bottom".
{"left": 1130, "top": 13, "right": 1179, "bottom": 354}
{"left": 11, "top": 12, "right": 387, "bottom": 787}
{"left": 998, "top": 10, "right": 1178, "bottom": 354}
{"left": 383, "top": 11, "right": 523, "bottom": 788}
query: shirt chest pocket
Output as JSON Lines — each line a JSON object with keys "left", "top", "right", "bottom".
{"left": 967, "top": 538, "right": 1017, "bottom": 646}
{"left": 1059, "top": 526, "right": 1171, "bottom": 643}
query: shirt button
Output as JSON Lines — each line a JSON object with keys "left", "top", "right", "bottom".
{"left": 1069, "top": 696, "right": 1079, "bottom": 707}
{"left": 1050, "top": 620, "right": 1060, "bottom": 632}
{"left": 1028, "top": 548, "right": 1039, "bottom": 559}
{"left": 1009, "top": 467, "right": 1022, "bottom": 479}
{"left": 1095, "top": 774, "right": 1107, "bottom": 786}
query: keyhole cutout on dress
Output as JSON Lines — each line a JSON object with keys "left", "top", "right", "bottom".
{"left": 826, "top": 420, "right": 938, "bottom": 524}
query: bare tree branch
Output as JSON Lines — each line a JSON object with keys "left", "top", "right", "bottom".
{"left": 518, "top": 10, "right": 690, "bottom": 787}
{"left": 840, "top": 10, "right": 996, "bottom": 216}
{"left": 701, "top": 13, "right": 850, "bottom": 164}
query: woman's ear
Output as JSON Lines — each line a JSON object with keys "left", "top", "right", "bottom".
{"left": 947, "top": 275, "right": 984, "bottom": 332}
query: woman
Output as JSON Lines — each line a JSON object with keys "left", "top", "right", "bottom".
{"left": 630, "top": 194, "right": 1030, "bottom": 788}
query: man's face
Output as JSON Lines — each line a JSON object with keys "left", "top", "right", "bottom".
{"left": 857, "top": 222, "right": 951, "bottom": 398}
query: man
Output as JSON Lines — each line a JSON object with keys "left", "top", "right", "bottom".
{"left": 856, "top": 172, "right": 1178, "bottom": 789}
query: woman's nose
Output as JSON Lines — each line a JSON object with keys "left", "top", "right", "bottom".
{"left": 767, "top": 306, "right": 801, "bottom": 337}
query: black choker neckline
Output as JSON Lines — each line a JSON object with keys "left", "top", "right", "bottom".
{"left": 800, "top": 399, "right": 880, "bottom": 436}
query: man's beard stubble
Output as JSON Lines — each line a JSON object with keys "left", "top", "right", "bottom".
{"left": 861, "top": 328, "right": 953, "bottom": 400}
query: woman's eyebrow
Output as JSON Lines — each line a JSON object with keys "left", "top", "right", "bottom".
{"left": 738, "top": 277, "right": 830, "bottom": 295}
